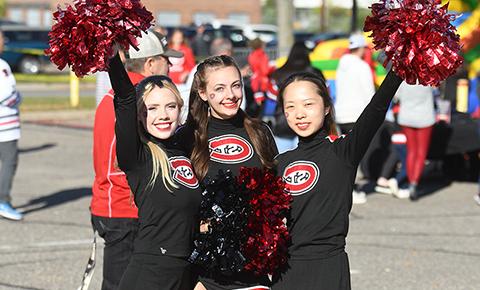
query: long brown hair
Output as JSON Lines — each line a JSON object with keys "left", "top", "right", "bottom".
{"left": 277, "top": 72, "right": 337, "bottom": 135}
{"left": 186, "top": 55, "right": 276, "bottom": 180}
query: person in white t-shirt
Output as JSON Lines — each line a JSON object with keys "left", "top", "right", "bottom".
{"left": 0, "top": 30, "right": 23, "bottom": 221}
{"left": 335, "top": 33, "right": 376, "bottom": 204}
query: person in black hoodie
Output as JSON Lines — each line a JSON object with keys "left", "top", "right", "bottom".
{"left": 182, "top": 55, "right": 278, "bottom": 289}
{"left": 270, "top": 41, "right": 325, "bottom": 153}
{"left": 272, "top": 70, "right": 402, "bottom": 290}
{"left": 108, "top": 52, "right": 202, "bottom": 290}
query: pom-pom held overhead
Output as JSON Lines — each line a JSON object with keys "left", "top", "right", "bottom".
{"left": 45, "top": 0, "right": 154, "bottom": 77}
{"left": 364, "top": 0, "right": 464, "bottom": 86}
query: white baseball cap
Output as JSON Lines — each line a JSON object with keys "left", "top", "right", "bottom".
{"left": 348, "top": 33, "right": 367, "bottom": 50}
{"left": 127, "top": 30, "right": 183, "bottom": 59}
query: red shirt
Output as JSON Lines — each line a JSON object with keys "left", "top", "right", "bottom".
{"left": 90, "top": 72, "right": 144, "bottom": 218}
{"left": 248, "top": 48, "right": 273, "bottom": 93}
{"left": 168, "top": 44, "right": 195, "bottom": 84}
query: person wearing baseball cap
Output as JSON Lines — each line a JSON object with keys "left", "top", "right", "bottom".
{"left": 90, "top": 29, "right": 183, "bottom": 290}
{"left": 334, "top": 32, "right": 375, "bottom": 205}
{"left": 125, "top": 30, "right": 183, "bottom": 76}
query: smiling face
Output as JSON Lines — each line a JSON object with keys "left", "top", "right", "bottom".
{"left": 199, "top": 66, "right": 243, "bottom": 120}
{"left": 141, "top": 86, "right": 181, "bottom": 139}
{"left": 283, "top": 80, "right": 330, "bottom": 138}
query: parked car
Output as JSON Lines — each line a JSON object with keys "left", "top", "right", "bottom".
{"left": 0, "top": 25, "right": 50, "bottom": 74}
{"left": 305, "top": 32, "right": 350, "bottom": 49}
{"left": 242, "top": 24, "right": 277, "bottom": 43}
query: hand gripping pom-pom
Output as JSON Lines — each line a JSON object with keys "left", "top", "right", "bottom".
{"left": 364, "top": 0, "right": 463, "bottom": 86}
{"left": 45, "top": 0, "right": 154, "bottom": 77}
{"left": 188, "top": 168, "right": 292, "bottom": 277}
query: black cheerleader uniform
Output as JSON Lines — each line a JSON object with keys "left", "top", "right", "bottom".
{"left": 182, "top": 113, "right": 278, "bottom": 289}
{"left": 272, "top": 71, "right": 403, "bottom": 290}
{"left": 108, "top": 54, "right": 202, "bottom": 290}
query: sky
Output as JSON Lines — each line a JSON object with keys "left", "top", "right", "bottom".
{"left": 294, "top": 0, "right": 376, "bottom": 9}
{"left": 332, "top": 0, "right": 376, "bottom": 8}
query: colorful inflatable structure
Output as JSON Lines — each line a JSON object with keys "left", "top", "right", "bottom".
{"left": 277, "top": 0, "right": 479, "bottom": 104}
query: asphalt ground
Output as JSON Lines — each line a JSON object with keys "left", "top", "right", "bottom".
{"left": 0, "top": 116, "right": 479, "bottom": 290}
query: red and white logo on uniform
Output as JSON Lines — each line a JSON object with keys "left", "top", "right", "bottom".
{"left": 169, "top": 157, "right": 199, "bottom": 189}
{"left": 209, "top": 134, "right": 254, "bottom": 164}
{"left": 283, "top": 161, "right": 319, "bottom": 196}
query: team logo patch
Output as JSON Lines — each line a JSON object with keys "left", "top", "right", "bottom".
{"left": 283, "top": 161, "right": 319, "bottom": 196}
{"left": 169, "top": 157, "right": 199, "bottom": 189}
{"left": 209, "top": 134, "right": 254, "bottom": 164}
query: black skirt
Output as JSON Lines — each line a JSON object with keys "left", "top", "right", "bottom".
{"left": 118, "top": 254, "right": 195, "bottom": 290}
{"left": 272, "top": 252, "right": 351, "bottom": 290}
{"left": 198, "top": 270, "right": 271, "bottom": 290}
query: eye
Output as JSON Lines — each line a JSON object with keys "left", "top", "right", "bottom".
{"left": 147, "top": 106, "right": 157, "bottom": 111}
{"left": 305, "top": 102, "right": 313, "bottom": 107}
{"left": 167, "top": 104, "right": 177, "bottom": 110}
{"left": 285, "top": 105, "right": 294, "bottom": 110}
{"left": 215, "top": 87, "right": 224, "bottom": 92}
{"left": 232, "top": 83, "right": 241, "bottom": 89}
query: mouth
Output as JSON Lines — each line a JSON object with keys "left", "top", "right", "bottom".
{"left": 154, "top": 122, "right": 173, "bottom": 131}
{"left": 221, "top": 98, "right": 240, "bottom": 109}
{"left": 296, "top": 122, "right": 310, "bottom": 130}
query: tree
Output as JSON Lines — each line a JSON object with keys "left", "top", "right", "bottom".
{"left": 276, "top": 0, "right": 294, "bottom": 57}
{"left": 351, "top": 0, "right": 358, "bottom": 32}
{"left": 0, "top": 0, "right": 5, "bottom": 17}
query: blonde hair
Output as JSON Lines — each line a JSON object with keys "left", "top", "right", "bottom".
{"left": 136, "top": 76, "right": 184, "bottom": 192}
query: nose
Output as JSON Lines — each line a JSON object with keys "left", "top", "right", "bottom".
{"left": 157, "top": 107, "right": 169, "bottom": 120}
{"left": 295, "top": 108, "right": 306, "bottom": 119}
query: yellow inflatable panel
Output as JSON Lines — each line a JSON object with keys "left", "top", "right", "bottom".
{"left": 457, "top": 7, "right": 480, "bottom": 40}
{"left": 443, "top": 0, "right": 471, "bottom": 12}
{"left": 470, "top": 58, "right": 480, "bottom": 78}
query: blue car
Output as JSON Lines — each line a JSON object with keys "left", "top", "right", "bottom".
{"left": 0, "top": 25, "right": 50, "bottom": 74}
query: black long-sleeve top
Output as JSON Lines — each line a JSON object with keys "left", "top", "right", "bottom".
{"left": 179, "top": 113, "right": 278, "bottom": 289}
{"left": 206, "top": 113, "right": 277, "bottom": 177}
{"left": 276, "top": 71, "right": 403, "bottom": 260}
{"left": 108, "top": 54, "right": 201, "bottom": 259}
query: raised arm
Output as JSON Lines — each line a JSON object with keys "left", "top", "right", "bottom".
{"left": 333, "top": 70, "right": 403, "bottom": 166}
{"left": 108, "top": 53, "right": 142, "bottom": 172}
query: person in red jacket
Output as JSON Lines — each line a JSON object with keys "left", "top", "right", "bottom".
{"left": 248, "top": 38, "right": 276, "bottom": 106}
{"left": 90, "top": 30, "right": 183, "bottom": 290}
{"left": 168, "top": 29, "right": 196, "bottom": 84}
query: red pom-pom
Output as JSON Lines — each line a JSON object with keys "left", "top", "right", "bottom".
{"left": 45, "top": 0, "right": 153, "bottom": 77}
{"left": 364, "top": 0, "right": 463, "bottom": 86}
{"left": 238, "top": 167, "right": 292, "bottom": 276}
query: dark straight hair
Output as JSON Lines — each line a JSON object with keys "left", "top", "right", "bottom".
{"left": 277, "top": 72, "right": 337, "bottom": 135}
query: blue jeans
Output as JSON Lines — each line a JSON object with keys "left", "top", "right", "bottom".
{"left": 393, "top": 143, "right": 407, "bottom": 187}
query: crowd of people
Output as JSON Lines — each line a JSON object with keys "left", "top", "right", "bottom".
{"left": 0, "top": 13, "right": 476, "bottom": 290}
{"left": 83, "top": 19, "right": 480, "bottom": 290}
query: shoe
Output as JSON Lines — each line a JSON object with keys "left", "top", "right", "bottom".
{"left": 409, "top": 184, "right": 419, "bottom": 201}
{"left": 474, "top": 194, "right": 480, "bottom": 206}
{"left": 352, "top": 190, "right": 367, "bottom": 204}
{"left": 394, "top": 188, "right": 410, "bottom": 199}
{"left": 374, "top": 184, "right": 393, "bottom": 195}
{"left": 387, "top": 178, "right": 399, "bottom": 196}
{"left": 0, "top": 202, "right": 24, "bottom": 221}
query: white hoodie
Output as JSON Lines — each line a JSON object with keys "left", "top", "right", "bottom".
{"left": 335, "top": 54, "right": 375, "bottom": 124}
{"left": 0, "top": 58, "right": 20, "bottom": 142}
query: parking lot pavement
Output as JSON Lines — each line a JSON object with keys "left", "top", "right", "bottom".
{"left": 0, "top": 122, "right": 479, "bottom": 290}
